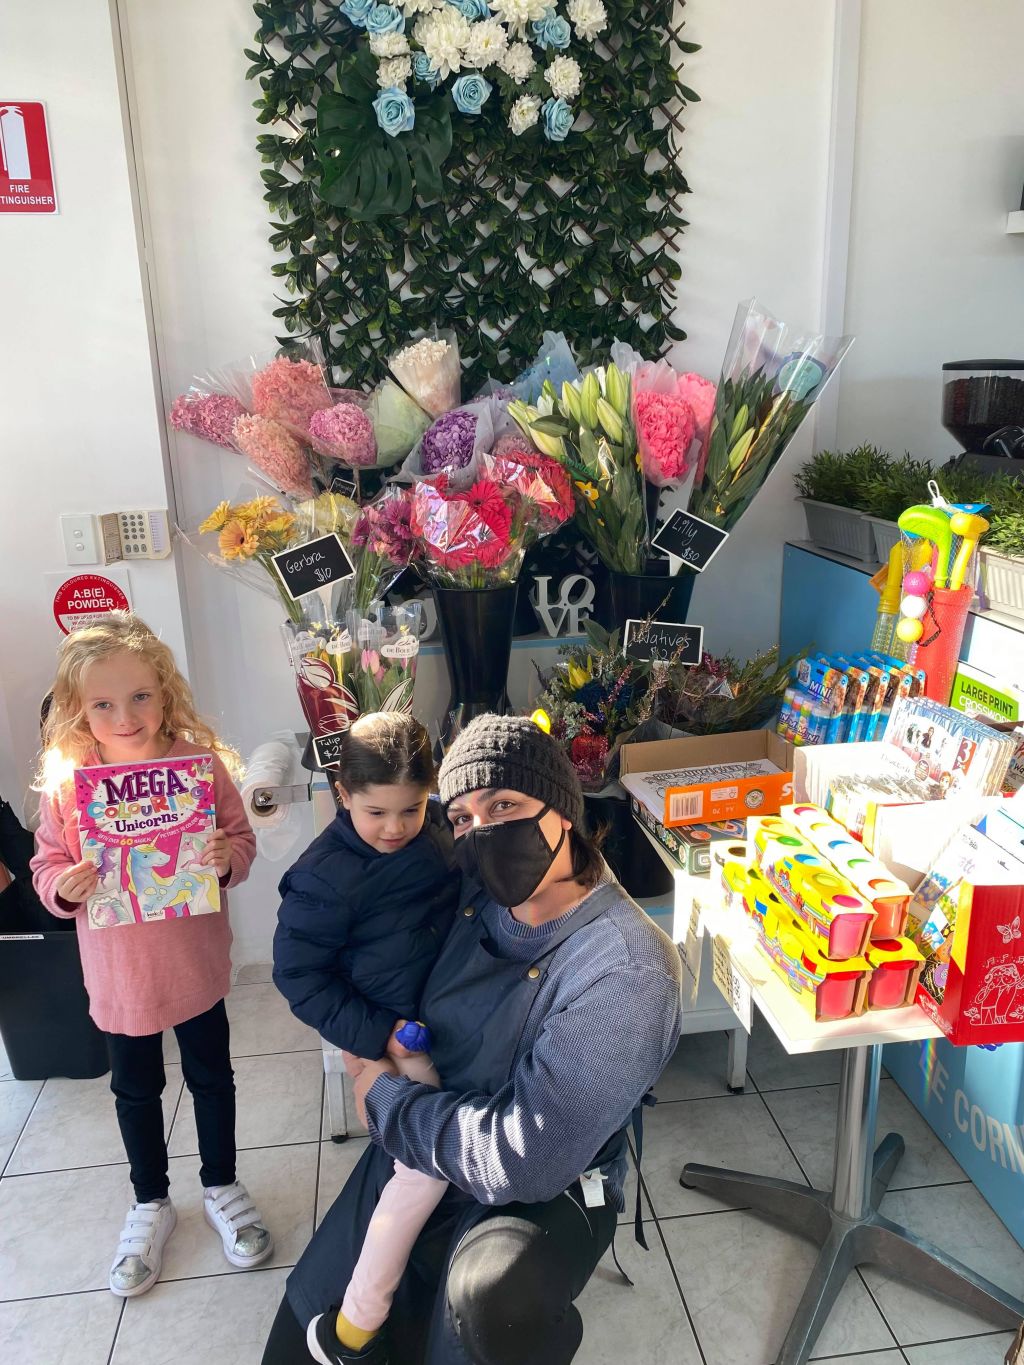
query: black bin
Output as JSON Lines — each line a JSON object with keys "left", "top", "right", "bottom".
{"left": 0, "top": 799, "right": 108, "bottom": 1081}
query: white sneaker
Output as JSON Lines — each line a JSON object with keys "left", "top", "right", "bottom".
{"left": 203, "top": 1181, "right": 274, "bottom": 1268}
{"left": 109, "top": 1198, "right": 177, "bottom": 1298}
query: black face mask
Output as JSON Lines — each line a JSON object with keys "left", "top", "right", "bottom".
{"left": 453, "top": 806, "right": 567, "bottom": 908}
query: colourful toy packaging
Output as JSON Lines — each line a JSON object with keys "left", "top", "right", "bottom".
{"left": 750, "top": 818, "right": 876, "bottom": 958}
{"left": 628, "top": 796, "right": 745, "bottom": 875}
{"left": 865, "top": 938, "right": 925, "bottom": 1009}
{"left": 720, "top": 855, "right": 871, "bottom": 1020}
{"left": 781, "top": 803, "right": 912, "bottom": 938}
{"left": 777, "top": 653, "right": 925, "bottom": 748}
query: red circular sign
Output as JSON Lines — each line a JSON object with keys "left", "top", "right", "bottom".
{"left": 52, "top": 574, "right": 130, "bottom": 635}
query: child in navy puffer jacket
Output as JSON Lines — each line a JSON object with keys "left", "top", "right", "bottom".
{"left": 273, "top": 713, "right": 459, "bottom": 1364}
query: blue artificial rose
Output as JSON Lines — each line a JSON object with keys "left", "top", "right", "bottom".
{"left": 412, "top": 52, "right": 442, "bottom": 89}
{"left": 542, "top": 96, "right": 574, "bottom": 142}
{"left": 373, "top": 86, "right": 416, "bottom": 136}
{"left": 452, "top": 72, "right": 492, "bottom": 115}
{"left": 531, "top": 8, "right": 571, "bottom": 50}
{"left": 446, "top": 0, "right": 490, "bottom": 17}
{"left": 340, "top": 0, "right": 375, "bottom": 26}
{"left": 365, "top": 4, "right": 405, "bottom": 36}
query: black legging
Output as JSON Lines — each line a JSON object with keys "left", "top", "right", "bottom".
{"left": 262, "top": 1188, "right": 617, "bottom": 1365}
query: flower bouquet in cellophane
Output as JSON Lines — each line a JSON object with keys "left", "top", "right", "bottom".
{"left": 184, "top": 490, "right": 357, "bottom": 625}
{"left": 688, "top": 299, "right": 853, "bottom": 531}
{"left": 534, "top": 618, "right": 666, "bottom": 789}
{"left": 282, "top": 486, "right": 425, "bottom": 758}
{"left": 509, "top": 364, "right": 647, "bottom": 575}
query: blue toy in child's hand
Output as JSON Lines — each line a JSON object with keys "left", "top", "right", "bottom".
{"left": 396, "top": 1020, "right": 432, "bottom": 1053}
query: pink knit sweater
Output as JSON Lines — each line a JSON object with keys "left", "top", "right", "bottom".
{"left": 31, "top": 739, "right": 256, "bottom": 1036}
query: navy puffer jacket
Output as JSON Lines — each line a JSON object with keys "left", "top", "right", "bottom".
{"left": 272, "top": 801, "right": 459, "bottom": 1060}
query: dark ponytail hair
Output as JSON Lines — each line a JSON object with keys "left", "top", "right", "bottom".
{"left": 569, "top": 822, "right": 607, "bottom": 891}
{"left": 337, "top": 713, "right": 435, "bottom": 794}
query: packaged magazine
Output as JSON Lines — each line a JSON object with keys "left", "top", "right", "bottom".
{"left": 74, "top": 755, "right": 220, "bottom": 929}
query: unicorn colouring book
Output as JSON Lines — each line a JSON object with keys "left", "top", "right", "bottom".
{"left": 74, "top": 755, "right": 220, "bottom": 929}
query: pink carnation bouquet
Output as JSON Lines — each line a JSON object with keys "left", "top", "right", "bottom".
{"left": 632, "top": 364, "right": 717, "bottom": 488}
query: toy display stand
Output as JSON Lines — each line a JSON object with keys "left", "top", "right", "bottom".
{"left": 653, "top": 852, "right": 1024, "bottom": 1365}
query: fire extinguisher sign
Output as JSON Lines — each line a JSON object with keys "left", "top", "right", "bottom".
{"left": 0, "top": 101, "right": 57, "bottom": 214}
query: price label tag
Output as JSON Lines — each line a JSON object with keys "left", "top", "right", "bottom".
{"left": 711, "top": 934, "right": 752, "bottom": 1031}
{"left": 680, "top": 902, "right": 703, "bottom": 1009}
{"left": 624, "top": 618, "right": 704, "bottom": 668}
{"left": 272, "top": 534, "right": 355, "bottom": 602}
{"left": 651, "top": 509, "right": 729, "bottom": 572}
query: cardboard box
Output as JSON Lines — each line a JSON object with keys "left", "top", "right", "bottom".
{"left": 620, "top": 731, "right": 794, "bottom": 829}
{"left": 629, "top": 796, "right": 745, "bottom": 875}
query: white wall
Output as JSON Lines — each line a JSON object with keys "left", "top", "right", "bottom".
{"left": 0, "top": 0, "right": 188, "bottom": 810}
{"left": 667, "top": 0, "right": 836, "bottom": 658}
{"left": 837, "top": 0, "right": 1024, "bottom": 461}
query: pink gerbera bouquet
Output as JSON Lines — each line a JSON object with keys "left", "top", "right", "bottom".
{"left": 411, "top": 478, "right": 527, "bottom": 589}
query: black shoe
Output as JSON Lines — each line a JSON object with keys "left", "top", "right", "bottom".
{"left": 306, "top": 1308, "right": 389, "bottom": 1365}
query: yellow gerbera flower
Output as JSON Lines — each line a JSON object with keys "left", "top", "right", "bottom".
{"left": 218, "top": 519, "right": 258, "bottom": 560}
{"left": 575, "top": 481, "right": 599, "bottom": 505}
{"left": 262, "top": 514, "right": 295, "bottom": 537}
{"left": 234, "top": 495, "right": 278, "bottom": 525}
{"left": 199, "top": 500, "right": 231, "bottom": 534}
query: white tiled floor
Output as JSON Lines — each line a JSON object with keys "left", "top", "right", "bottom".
{"left": 0, "top": 985, "right": 1019, "bottom": 1365}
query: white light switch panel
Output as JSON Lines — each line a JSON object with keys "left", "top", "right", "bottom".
{"left": 60, "top": 513, "right": 101, "bottom": 565}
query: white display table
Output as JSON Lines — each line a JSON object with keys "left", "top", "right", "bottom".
{"left": 662, "top": 860, "right": 1024, "bottom": 1365}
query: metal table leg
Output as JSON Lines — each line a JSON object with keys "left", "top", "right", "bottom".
{"left": 681, "top": 1043, "right": 1024, "bottom": 1365}
{"left": 726, "top": 1026, "right": 748, "bottom": 1093}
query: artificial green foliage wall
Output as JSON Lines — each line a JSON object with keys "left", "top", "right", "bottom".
{"left": 247, "top": 1, "right": 698, "bottom": 392}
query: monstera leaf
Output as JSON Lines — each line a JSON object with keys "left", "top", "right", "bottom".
{"left": 313, "top": 49, "right": 453, "bottom": 219}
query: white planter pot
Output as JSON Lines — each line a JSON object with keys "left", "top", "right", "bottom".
{"left": 798, "top": 498, "right": 876, "bottom": 562}
{"left": 980, "top": 548, "right": 1024, "bottom": 620}
{"left": 865, "top": 516, "right": 901, "bottom": 566}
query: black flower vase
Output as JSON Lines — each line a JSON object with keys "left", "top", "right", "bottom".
{"left": 584, "top": 790, "right": 674, "bottom": 899}
{"left": 433, "top": 583, "right": 519, "bottom": 748}
{"left": 594, "top": 561, "right": 698, "bottom": 632}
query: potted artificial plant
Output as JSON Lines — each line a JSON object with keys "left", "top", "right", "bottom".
{"left": 794, "top": 445, "right": 890, "bottom": 561}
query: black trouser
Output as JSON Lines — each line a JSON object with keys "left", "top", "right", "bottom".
{"left": 262, "top": 1188, "right": 617, "bottom": 1365}
{"left": 106, "top": 998, "right": 236, "bottom": 1202}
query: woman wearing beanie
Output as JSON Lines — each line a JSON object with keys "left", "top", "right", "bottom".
{"left": 263, "top": 714, "right": 683, "bottom": 1365}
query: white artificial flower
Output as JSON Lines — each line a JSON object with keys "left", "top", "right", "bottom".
{"left": 464, "top": 17, "right": 509, "bottom": 69}
{"left": 566, "top": 0, "right": 607, "bottom": 41}
{"left": 414, "top": 7, "right": 472, "bottom": 79}
{"left": 498, "top": 40, "right": 536, "bottom": 84}
{"left": 508, "top": 94, "right": 542, "bottom": 135}
{"left": 545, "top": 54, "right": 581, "bottom": 99}
{"left": 369, "top": 32, "right": 411, "bottom": 57}
{"left": 488, "top": 0, "right": 548, "bottom": 36}
{"left": 399, "top": 0, "right": 444, "bottom": 13}
{"left": 377, "top": 55, "right": 413, "bottom": 89}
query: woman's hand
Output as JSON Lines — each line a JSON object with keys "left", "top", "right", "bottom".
{"left": 353, "top": 1056, "right": 399, "bottom": 1127}
{"left": 54, "top": 859, "right": 99, "bottom": 905}
{"left": 201, "top": 830, "right": 233, "bottom": 878}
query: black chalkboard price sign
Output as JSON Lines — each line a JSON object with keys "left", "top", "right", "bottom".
{"left": 624, "top": 618, "right": 704, "bottom": 667}
{"left": 312, "top": 730, "right": 347, "bottom": 769}
{"left": 272, "top": 534, "right": 355, "bottom": 602}
{"left": 651, "top": 509, "right": 729, "bottom": 573}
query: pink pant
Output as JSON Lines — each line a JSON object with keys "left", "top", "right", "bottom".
{"left": 341, "top": 1052, "right": 448, "bottom": 1333}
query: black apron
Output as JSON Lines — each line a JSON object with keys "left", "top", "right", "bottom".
{"left": 287, "top": 881, "right": 631, "bottom": 1365}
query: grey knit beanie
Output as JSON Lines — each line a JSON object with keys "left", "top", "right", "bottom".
{"left": 438, "top": 714, "right": 585, "bottom": 829}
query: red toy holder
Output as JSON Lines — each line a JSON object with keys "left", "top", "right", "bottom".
{"left": 913, "top": 585, "right": 972, "bottom": 705}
